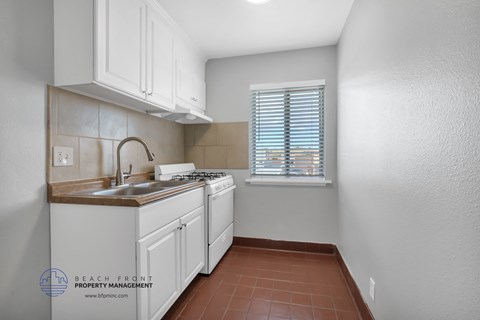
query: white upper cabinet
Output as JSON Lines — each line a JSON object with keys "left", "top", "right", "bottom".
{"left": 193, "top": 75, "right": 207, "bottom": 111}
{"left": 54, "top": 0, "right": 209, "bottom": 120}
{"left": 175, "top": 63, "right": 193, "bottom": 108}
{"left": 96, "top": 0, "right": 146, "bottom": 99}
{"left": 146, "top": 1, "right": 175, "bottom": 109}
{"left": 175, "top": 64, "right": 206, "bottom": 111}
{"left": 174, "top": 38, "right": 207, "bottom": 112}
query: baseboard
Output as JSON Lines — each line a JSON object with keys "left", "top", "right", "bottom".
{"left": 233, "top": 236, "right": 336, "bottom": 254}
{"left": 233, "top": 236, "right": 374, "bottom": 320}
{"left": 335, "top": 249, "right": 375, "bottom": 320}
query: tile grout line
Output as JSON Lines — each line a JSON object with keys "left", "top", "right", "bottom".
{"left": 168, "top": 245, "right": 363, "bottom": 320}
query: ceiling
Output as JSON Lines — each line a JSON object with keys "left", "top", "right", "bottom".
{"left": 156, "top": 0, "right": 355, "bottom": 60}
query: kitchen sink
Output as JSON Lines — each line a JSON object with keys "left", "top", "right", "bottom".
{"left": 71, "top": 180, "right": 196, "bottom": 197}
{"left": 90, "top": 186, "right": 168, "bottom": 196}
{"left": 131, "top": 180, "right": 191, "bottom": 188}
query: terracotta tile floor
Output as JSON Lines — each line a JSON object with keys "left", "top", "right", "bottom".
{"left": 164, "top": 246, "right": 362, "bottom": 320}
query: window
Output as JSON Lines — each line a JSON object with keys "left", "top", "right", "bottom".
{"left": 249, "top": 80, "right": 325, "bottom": 180}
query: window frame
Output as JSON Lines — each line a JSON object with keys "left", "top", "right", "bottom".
{"left": 246, "top": 80, "right": 331, "bottom": 187}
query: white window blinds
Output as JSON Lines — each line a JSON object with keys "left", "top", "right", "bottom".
{"left": 250, "top": 81, "right": 325, "bottom": 177}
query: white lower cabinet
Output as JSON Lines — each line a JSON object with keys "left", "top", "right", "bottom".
{"left": 137, "top": 206, "right": 204, "bottom": 320}
{"left": 181, "top": 207, "right": 205, "bottom": 288}
{"left": 137, "top": 219, "right": 181, "bottom": 320}
{"left": 50, "top": 188, "right": 204, "bottom": 320}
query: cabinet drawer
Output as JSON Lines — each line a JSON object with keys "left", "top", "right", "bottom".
{"left": 137, "top": 188, "right": 204, "bottom": 239}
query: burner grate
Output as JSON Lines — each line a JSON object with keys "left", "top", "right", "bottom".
{"left": 170, "top": 171, "right": 227, "bottom": 181}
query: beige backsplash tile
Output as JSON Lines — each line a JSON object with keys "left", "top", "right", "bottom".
{"left": 48, "top": 87, "right": 188, "bottom": 183}
{"left": 157, "top": 118, "right": 176, "bottom": 145}
{"left": 99, "top": 103, "right": 127, "bottom": 140}
{"left": 194, "top": 124, "right": 217, "bottom": 145}
{"left": 184, "top": 122, "right": 249, "bottom": 169}
{"left": 184, "top": 125, "right": 194, "bottom": 146}
{"left": 146, "top": 115, "right": 165, "bottom": 143}
{"left": 172, "top": 122, "right": 184, "bottom": 146}
{"left": 57, "top": 89, "right": 99, "bottom": 138}
{"left": 205, "top": 146, "right": 227, "bottom": 169}
{"left": 127, "top": 111, "right": 149, "bottom": 137}
{"left": 161, "top": 144, "right": 185, "bottom": 165}
{"left": 170, "top": 144, "right": 185, "bottom": 164}
{"left": 217, "top": 123, "right": 238, "bottom": 146}
{"left": 185, "top": 146, "right": 205, "bottom": 169}
{"left": 236, "top": 122, "right": 249, "bottom": 147}
{"left": 48, "top": 88, "right": 249, "bottom": 182}
{"left": 79, "top": 138, "right": 113, "bottom": 179}
{"left": 227, "top": 145, "right": 249, "bottom": 169}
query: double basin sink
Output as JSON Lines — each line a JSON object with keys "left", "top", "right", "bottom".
{"left": 73, "top": 180, "right": 195, "bottom": 198}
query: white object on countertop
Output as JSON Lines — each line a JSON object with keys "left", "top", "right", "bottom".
{"left": 154, "top": 163, "right": 196, "bottom": 179}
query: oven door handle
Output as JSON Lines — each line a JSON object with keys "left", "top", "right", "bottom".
{"left": 210, "top": 185, "right": 236, "bottom": 200}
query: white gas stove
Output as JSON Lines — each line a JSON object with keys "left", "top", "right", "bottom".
{"left": 154, "top": 163, "right": 235, "bottom": 274}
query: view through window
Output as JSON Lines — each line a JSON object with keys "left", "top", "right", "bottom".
{"left": 249, "top": 81, "right": 325, "bottom": 177}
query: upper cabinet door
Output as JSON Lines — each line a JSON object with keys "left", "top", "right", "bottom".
{"left": 193, "top": 76, "right": 206, "bottom": 111}
{"left": 175, "top": 63, "right": 207, "bottom": 111}
{"left": 146, "top": 3, "right": 175, "bottom": 109}
{"left": 175, "top": 63, "right": 194, "bottom": 105}
{"left": 96, "top": 0, "right": 146, "bottom": 98}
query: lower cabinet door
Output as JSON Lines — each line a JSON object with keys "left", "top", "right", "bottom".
{"left": 181, "top": 206, "right": 205, "bottom": 289}
{"left": 137, "top": 219, "right": 181, "bottom": 320}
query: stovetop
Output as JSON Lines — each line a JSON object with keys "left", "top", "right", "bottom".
{"left": 154, "top": 164, "right": 235, "bottom": 195}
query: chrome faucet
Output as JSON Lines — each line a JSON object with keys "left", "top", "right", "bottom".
{"left": 116, "top": 137, "right": 155, "bottom": 186}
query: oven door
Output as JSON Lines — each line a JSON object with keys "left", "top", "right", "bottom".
{"left": 208, "top": 185, "right": 236, "bottom": 244}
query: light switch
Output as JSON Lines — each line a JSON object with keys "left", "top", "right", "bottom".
{"left": 53, "top": 146, "right": 74, "bottom": 167}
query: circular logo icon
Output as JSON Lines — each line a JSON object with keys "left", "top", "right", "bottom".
{"left": 40, "top": 268, "right": 68, "bottom": 297}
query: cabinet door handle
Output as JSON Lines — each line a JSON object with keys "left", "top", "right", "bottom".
{"left": 177, "top": 223, "right": 187, "bottom": 230}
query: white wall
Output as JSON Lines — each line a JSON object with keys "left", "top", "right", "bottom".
{"left": 337, "top": 0, "right": 480, "bottom": 319}
{"left": 0, "top": 0, "right": 53, "bottom": 319}
{"left": 206, "top": 47, "right": 338, "bottom": 243}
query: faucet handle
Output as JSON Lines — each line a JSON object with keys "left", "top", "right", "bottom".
{"left": 123, "top": 164, "right": 133, "bottom": 179}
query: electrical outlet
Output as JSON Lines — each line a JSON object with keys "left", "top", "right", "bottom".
{"left": 53, "top": 146, "right": 74, "bottom": 167}
{"left": 369, "top": 277, "right": 375, "bottom": 302}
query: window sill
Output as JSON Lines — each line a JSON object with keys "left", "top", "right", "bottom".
{"left": 245, "top": 177, "right": 332, "bottom": 187}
